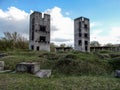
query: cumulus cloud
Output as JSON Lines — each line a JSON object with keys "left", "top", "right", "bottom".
{"left": 1, "top": 6, "right": 120, "bottom": 46}
{"left": 0, "top": 7, "right": 29, "bottom": 38}
{"left": 44, "top": 7, "right": 74, "bottom": 45}
{"left": 90, "top": 25, "right": 120, "bottom": 45}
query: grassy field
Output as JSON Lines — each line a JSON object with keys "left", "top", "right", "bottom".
{"left": 0, "top": 50, "right": 120, "bottom": 90}
{"left": 0, "top": 73, "right": 120, "bottom": 90}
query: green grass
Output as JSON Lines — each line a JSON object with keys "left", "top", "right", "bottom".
{"left": 0, "top": 50, "right": 120, "bottom": 90}
{"left": 0, "top": 73, "right": 120, "bottom": 90}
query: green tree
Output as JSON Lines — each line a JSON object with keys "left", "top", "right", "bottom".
{"left": 90, "top": 41, "right": 101, "bottom": 47}
{"left": 60, "top": 43, "right": 66, "bottom": 47}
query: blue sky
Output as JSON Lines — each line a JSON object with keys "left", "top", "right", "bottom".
{"left": 0, "top": 0, "right": 120, "bottom": 45}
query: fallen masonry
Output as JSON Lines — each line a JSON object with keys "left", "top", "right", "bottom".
{"left": 16, "top": 62, "right": 40, "bottom": 74}
{"left": 35, "top": 70, "right": 51, "bottom": 78}
{"left": 16, "top": 62, "right": 51, "bottom": 78}
{"left": 115, "top": 70, "right": 120, "bottom": 78}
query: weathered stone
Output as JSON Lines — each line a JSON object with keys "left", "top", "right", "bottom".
{"left": 16, "top": 62, "right": 40, "bottom": 74}
{"left": 35, "top": 69, "right": 51, "bottom": 78}
{"left": 0, "top": 61, "right": 4, "bottom": 70}
{"left": 115, "top": 70, "right": 120, "bottom": 78}
{"left": 74, "top": 17, "right": 90, "bottom": 52}
{"left": 29, "top": 11, "right": 50, "bottom": 51}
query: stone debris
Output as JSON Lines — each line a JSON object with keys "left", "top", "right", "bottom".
{"left": 115, "top": 70, "right": 120, "bottom": 78}
{"left": 16, "top": 62, "right": 40, "bottom": 74}
{"left": 35, "top": 70, "right": 51, "bottom": 78}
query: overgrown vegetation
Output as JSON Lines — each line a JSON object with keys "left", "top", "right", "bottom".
{"left": 0, "top": 73, "right": 120, "bottom": 90}
{"left": 0, "top": 50, "right": 120, "bottom": 89}
{"left": 0, "top": 32, "right": 120, "bottom": 89}
{"left": 0, "top": 50, "right": 112, "bottom": 75}
{"left": 0, "top": 32, "right": 28, "bottom": 50}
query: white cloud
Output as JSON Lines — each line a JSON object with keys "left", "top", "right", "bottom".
{"left": 1, "top": 6, "right": 120, "bottom": 47}
{"left": 45, "top": 7, "right": 74, "bottom": 46}
{"left": 90, "top": 26, "right": 120, "bottom": 45}
{"left": 0, "top": 6, "right": 29, "bottom": 38}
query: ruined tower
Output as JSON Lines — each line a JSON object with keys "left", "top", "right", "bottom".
{"left": 74, "top": 17, "right": 90, "bottom": 52}
{"left": 29, "top": 11, "right": 50, "bottom": 51}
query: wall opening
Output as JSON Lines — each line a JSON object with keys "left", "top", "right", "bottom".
{"left": 85, "top": 41, "right": 88, "bottom": 46}
{"left": 32, "top": 18, "right": 35, "bottom": 25}
{"left": 78, "top": 40, "right": 82, "bottom": 46}
{"left": 31, "top": 45, "right": 34, "bottom": 50}
{"left": 39, "top": 36, "right": 46, "bottom": 42}
{"left": 79, "top": 33, "right": 82, "bottom": 37}
{"left": 84, "top": 24, "right": 88, "bottom": 29}
{"left": 40, "top": 25, "right": 46, "bottom": 32}
{"left": 79, "top": 29, "right": 81, "bottom": 33}
{"left": 85, "top": 46, "right": 88, "bottom": 51}
{"left": 84, "top": 33, "right": 88, "bottom": 38}
{"left": 36, "top": 46, "right": 39, "bottom": 51}
{"left": 31, "top": 25, "right": 34, "bottom": 40}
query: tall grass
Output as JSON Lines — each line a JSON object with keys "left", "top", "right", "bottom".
{"left": 0, "top": 73, "right": 120, "bottom": 90}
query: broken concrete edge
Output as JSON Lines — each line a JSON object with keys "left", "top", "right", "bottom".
{"left": 35, "top": 69, "right": 52, "bottom": 78}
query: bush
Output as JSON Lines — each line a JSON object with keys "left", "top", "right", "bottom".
{"left": 109, "top": 57, "right": 120, "bottom": 70}
{"left": 110, "top": 54, "right": 120, "bottom": 58}
{"left": 54, "top": 55, "right": 110, "bottom": 75}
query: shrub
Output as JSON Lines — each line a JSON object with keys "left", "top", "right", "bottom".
{"left": 110, "top": 54, "right": 120, "bottom": 58}
{"left": 109, "top": 57, "right": 120, "bottom": 70}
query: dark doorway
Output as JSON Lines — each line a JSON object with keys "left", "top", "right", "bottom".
{"left": 36, "top": 46, "right": 39, "bottom": 51}
{"left": 85, "top": 46, "right": 88, "bottom": 51}
{"left": 31, "top": 45, "right": 34, "bottom": 50}
{"left": 85, "top": 41, "right": 88, "bottom": 46}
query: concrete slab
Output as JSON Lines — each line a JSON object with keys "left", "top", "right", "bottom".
{"left": 35, "top": 70, "right": 51, "bottom": 78}
{"left": 16, "top": 62, "right": 40, "bottom": 74}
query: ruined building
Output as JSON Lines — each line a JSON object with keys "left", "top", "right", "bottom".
{"left": 29, "top": 11, "right": 50, "bottom": 51}
{"left": 74, "top": 17, "right": 90, "bottom": 52}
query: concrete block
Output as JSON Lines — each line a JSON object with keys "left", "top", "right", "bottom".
{"left": 35, "top": 69, "right": 51, "bottom": 78}
{"left": 16, "top": 62, "right": 40, "bottom": 74}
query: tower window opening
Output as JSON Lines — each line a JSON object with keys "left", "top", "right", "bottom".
{"left": 84, "top": 33, "right": 88, "bottom": 38}
{"left": 85, "top": 41, "right": 88, "bottom": 46}
{"left": 31, "top": 45, "right": 34, "bottom": 50}
{"left": 40, "top": 25, "right": 46, "bottom": 32}
{"left": 39, "top": 36, "right": 46, "bottom": 42}
{"left": 84, "top": 24, "right": 88, "bottom": 29}
{"left": 78, "top": 40, "right": 82, "bottom": 46}
{"left": 85, "top": 46, "right": 88, "bottom": 51}
{"left": 79, "top": 22, "right": 81, "bottom": 28}
{"left": 79, "top": 33, "right": 82, "bottom": 37}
